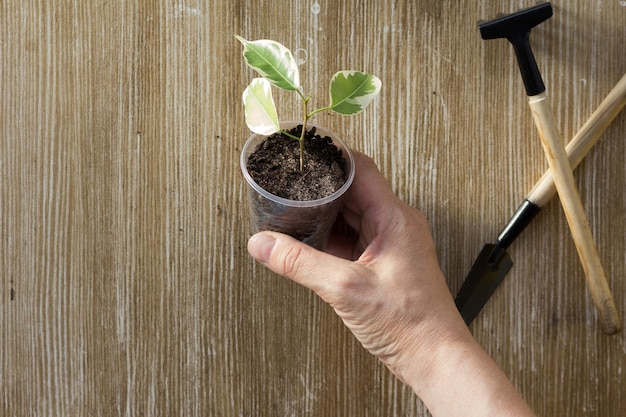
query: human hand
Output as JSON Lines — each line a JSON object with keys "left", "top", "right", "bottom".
{"left": 247, "top": 151, "right": 466, "bottom": 380}
{"left": 247, "top": 151, "right": 535, "bottom": 417}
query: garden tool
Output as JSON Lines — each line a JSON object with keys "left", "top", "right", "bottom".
{"left": 460, "top": 2, "right": 621, "bottom": 334}
{"left": 456, "top": 72, "right": 626, "bottom": 325}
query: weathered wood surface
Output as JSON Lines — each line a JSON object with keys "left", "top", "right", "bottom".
{"left": 1, "top": 1, "right": 625, "bottom": 416}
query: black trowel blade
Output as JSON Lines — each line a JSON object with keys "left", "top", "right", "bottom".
{"left": 455, "top": 244, "right": 514, "bottom": 325}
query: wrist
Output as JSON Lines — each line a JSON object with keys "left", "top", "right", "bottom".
{"left": 391, "top": 313, "right": 535, "bottom": 417}
{"left": 396, "top": 310, "right": 476, "bottom": 392}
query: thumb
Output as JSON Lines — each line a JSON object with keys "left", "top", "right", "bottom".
{"left": 247, "top": 231, "right": 353, "bottom": 295}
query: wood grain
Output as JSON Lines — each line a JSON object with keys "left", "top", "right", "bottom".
{"left": 2, "top": 1, "right": 625, "bottom": 416}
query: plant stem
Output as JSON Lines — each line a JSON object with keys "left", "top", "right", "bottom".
{"left": 295, "top": 92, "right": 333, "bottom": 171}
{"left": 307, "top": 107, "right": 332, "bottom": 118}
{"left": 280, "top": 130, "right": 300, "bottom": 141}
{"left": 299, "top": 121, "right": 306, "bottom": 171}
{"left": 299, "top": 91, "right": 310, "bottom": 171}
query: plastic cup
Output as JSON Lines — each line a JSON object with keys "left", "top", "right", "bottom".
{"left": 240, "top": 122, "right": 355, "bottom": 250}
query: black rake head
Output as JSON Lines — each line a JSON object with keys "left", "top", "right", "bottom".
{"left": 479, "top": 3, "right": 553, "bottom": 41}
{"left": 478, "top": 2, "right": 554, "bottom": 96}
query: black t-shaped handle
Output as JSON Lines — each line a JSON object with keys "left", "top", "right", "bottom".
{"left": 479, "top": 2, "right": 553, "bottom": 96}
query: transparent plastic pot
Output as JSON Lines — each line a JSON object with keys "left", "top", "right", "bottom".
{"left": 240, "top": 122, "right": 355, "bottom": 250}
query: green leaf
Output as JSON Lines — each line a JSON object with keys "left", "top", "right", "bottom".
{"left": 242, "top": 78, "right": 280, "bottom": 135}
{"left": 235, "top": 36, "right": 300, "bottom": 91}
{"left": 329, "top": 71, "right": 381, "bottom": 115}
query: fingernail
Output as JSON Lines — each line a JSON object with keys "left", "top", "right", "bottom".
{"left": 247, "top": 233, "right": 276, "bottom": 263}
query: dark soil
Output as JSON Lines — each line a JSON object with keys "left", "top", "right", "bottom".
{"left": 246, "top": 125, "right": 348, "bottom": 201}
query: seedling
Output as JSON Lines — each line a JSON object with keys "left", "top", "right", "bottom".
{"left": 236, "top": 36, "right": 381, "bottom": 170}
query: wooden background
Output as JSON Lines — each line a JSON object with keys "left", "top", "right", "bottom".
{"left": 2, "top": 1, "right": 625, "bottom": 416}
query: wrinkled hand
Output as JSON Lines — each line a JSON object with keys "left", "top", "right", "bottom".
{"left": 248, "top": 151, "right": 536, "bottom": 417}
{"left": 247, "top": 151, "right": 467, "bottom": 383}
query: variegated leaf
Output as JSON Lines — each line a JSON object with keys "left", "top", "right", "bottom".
{"left": 242, "top": 78, "right": 280, "bottom": 136}
{"left": 236, "top": 36, "right": 300, "bottom": 92}
{"left": 329, "top": 71, "right": 381, "bottom": 115}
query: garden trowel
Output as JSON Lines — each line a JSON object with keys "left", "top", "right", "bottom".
{"left": 455, "top": 71, "right": 626, "bottom": 325}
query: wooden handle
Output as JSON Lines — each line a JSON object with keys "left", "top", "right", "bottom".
{"left": 528, "top": 93, "right": 622, "bottom": 335}
{"left": 528, "top": 73, "right": 626, "bottom": 207}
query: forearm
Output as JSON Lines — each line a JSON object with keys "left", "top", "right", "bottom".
{"left": 402, "top": 324, "right": 536, "bottom": 417}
